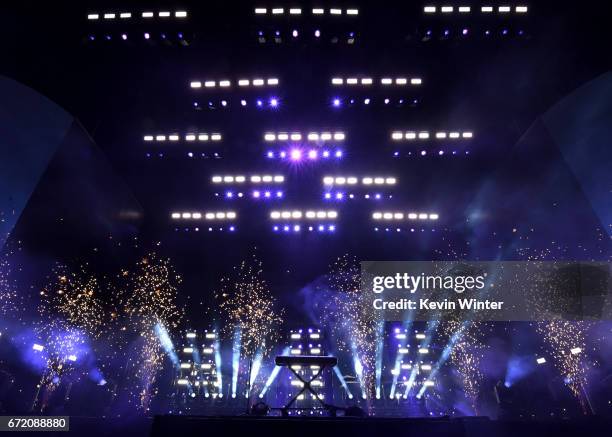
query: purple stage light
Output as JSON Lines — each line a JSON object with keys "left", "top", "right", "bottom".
{"left": 290, "top": 149, "right": 302, "bottom": 161}
{"left": 292, "top": 30, "right": 298, "bottom": 37}
{"left": 462, "top": 28, "right": 468, "bottom": 36}
{"left": 394, "top": 151, "right": 400, "bottom": 157}
{"left": 439, "top": 150, "right": 444, "bottom": 155}
{"left": 293, "top": 225, "right": 300, "bottom": 232}
{"left": 121, "top": 34, "right": 127, "bottom": 40}
{"left": 144, "top": 32, "right": 150, "bottom": 39}
{"left": 375, "top": 194, "right": 381, "bottom": 199}
{"left": 280, "top": 151, "right": 287, "bottom": 158}
{"left": 264, "top": 191, "right": 271, "bottom": 198}
{"left": 421, "top": 150, "right": 427, "bottom": 156}
{"left": 333, "top": 98, "right": 341, "bottom": 107}
{"left": 89, "top": 35, "right": 95, "bottom": 41}
{"left": 364, "top": 98, "right": 370, "bottom": 105}
{"left": 276, "top": 191, "right": 283, "bottom": 198}
{"left": 267, "top": 151, "right": 274, "bottom": 158}
{"left": 315, "top": 29, "right": 321, "bottom": 38}
{"left": 384, "top": 98, "right": 390, "bottom": 104}
{"left": 308, "top": 150, "right": 318, "bottom": 159}
{"left": 335, "top": 150, "right": 343, "bottom": 158}
{"left": 325, "top": 193, "right": 331, "bottom": 199}
{"left": 241, "top": 99, "right": 247, "bottom": 106}
{"left": 273, "top": 226, "right": 279, "bottom": 231}
{"left": 275, "top": 30, "right": 280, "bottom": 36}
{"left": 257, "top": 99, "right": 263, "bottom": 107}
{"left": 328, "top": 225, "right": 335, "bottom": 232}
{"left": 221, "top": 100, "right": 228, "bottom": 107}
{"left": 283, "top": 225, "right": 290, "bottom": 232}
{"left": 229, "top": 226, "right": 235, "bottom": 231}
{"left": 322, "top": 150, "right": 330, "bottom": 158}
{"left": 270, "top": 98, "right": 278, "bottom": 107}
{"left": 187, "top": 152, "right": 194, "bottom": 158}
{"left": 253, "top": 190, "right": 261, "bottom": 198}
{"left": 336, "top": 192, "right": 344, "bottom": 200}
{"left": 318, "top": 225, "right": 325, "bottom": 232}
{"left": 178, "top": 32, "right": 184, "bottom": 39}
{"left": 226, "top": 191, "right": 233, "bottom": 198}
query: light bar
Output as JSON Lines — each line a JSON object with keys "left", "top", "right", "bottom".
{"left": 331, "top": 76, "right": 422, "bottom": 87}
{"left": 372, "top": 212, "right": 439, "bottom": 221}
{"left": 88, "top": 11, "right": 188, "bottom": 20}
{"left": 191, "top": 77, "right": 278, "bottom": 89}
{"left": 536, "top": 357, "right": 546, "bottom": 364}
{"left": 323, "top": 176, "right": 397, "bottom": 186}
{"left": 270, "top": 210, "right": 338, "bottom": 220}
{"left": 391, "top": 131, "right": 473, "bottom": 141}
{"left": 177, "top": 379, "right": 189, "bottom": 385}
{"left": 211, "top": 174, "right": 284, "bottom": 184}
{"left": 422, "top": 5, "right": 527, "bottom": 14}
{"left": 186, "top": 332, "right": 196, "bottom": 338}
{"left": 144, "top": 133, "right": 221, "bottom": 142}
{"left": 264, "top": 131, "right": 345, "bottom": 142}
{"left": 171, "top": 211, "right": 237, "bottom": 220}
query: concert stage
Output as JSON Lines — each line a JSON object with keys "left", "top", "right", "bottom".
{"left": 150, "top": 415, "right": 612, "bottom": 437}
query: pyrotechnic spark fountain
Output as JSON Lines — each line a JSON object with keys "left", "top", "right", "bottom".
{"left": 119, "top": 253, "right": 184, "bottom": 411}
{"left": 319, "top": 255, "right": 380, "bottom": 399}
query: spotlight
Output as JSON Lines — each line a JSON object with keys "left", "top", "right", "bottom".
{"left": 333, "top": 98, "right": 341, "bottom": 107}
{"left": 241, "top": 99, "right": 247, "bottom": 106}
{"left": 315, "top": 29, "right": 321, "bottom": 38}
{"left": 270, "top": 98, "right": 279, "bottom": 107}
{"left": 292, "top": 30, "right": 298, "bottom": 37}
{"left": 290, "top": 149, "right": 302, "bottom": 161}
{"left": 364, "top": 98, "right": 370, "bottom": 105}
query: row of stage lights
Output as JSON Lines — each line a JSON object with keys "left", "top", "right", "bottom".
{"left": 144, "top": 133, "right": 222, "bottom": 142}
{"left": 194, "top": 97, "right": 280, "bottom": 109}
{"left": 264, "top": 132, "right": 345, "bottom": 142}
{"left": 331, "top": 97, "right": 418, "bottom": 107}
{"left": 323, "top": 176, "right": 396, "bottom": 186}
{"left": 392, "top": 131, "right": 473, "bottom": 140}
{"left": 142, "top": 131, "right": 472, "bottom": 143}
{"left": 215, "top": 190, "right": 284, "bottom": 199}
{"left": 373, "top": 212, "right": 439, "bottom": 220}
{"left": 423, "top": 5, "right": 528, "bottom": 14}
{"left": 332, "top": 77, "right": 422, "bottom": 86}
{"left": 256, "top": 30, "right": 356, "bottom": 44}
{"left": 211, "top": 175, "right": 284, "bottom": 184}
{"left": 190, "top": 78, "right": 279, "bottom": 89}
{"left": 266, "top": 148, "right": 343, "bottom": 160}
{"left": 254, "top": 7, "right": 358, "bottom": 16}
{"left": 273, "top": 224, "right": 336, "bottom": 233}
{"left": 87, "top": 11, "right": 188, "bottom": 20}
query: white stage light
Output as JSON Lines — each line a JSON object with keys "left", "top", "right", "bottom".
{"left": 323, "top": 177, "right": 334, "bottom": 185}
{"left": 212, "top": 176, "right": 222, "bottom": 183}
{"left": 408, "top": 213, "right": 418, "bottom": 220}
{"left": 219, "top": 80, "right": 231, "bottom": 87}
{"left": 290, "top": 133, "right": 302, "bottom": 141}
{"left": 211, "top": 134, "right": 221, "bottom": 141}
{"left": 120, "top": 12, "right": 131, "bottom": 19}
{"left": 372, "top": 212, "right": 382, "bottom": 220}
{"left": 347, "top": 177, "right": 358, "bottom": 185}
{"left": 159, "top": 11, "right": 171, "bottom": 18}
{"left": 449, "top": 132, "right": 460, "bottom": 138}
{"left": 253, "top": 78, "right": 265, "bottom": 86}
{"left": 176, "top": 11, "right": 188, "bottom": 18}
{"left": 330, "top": 8, "right": 341, "bottom": 15}
{"left": 104, "top": 13, "right": 116, "bottom": 19}
{"left": 186, "top": 134, "right": 196, "bottom": 141}
{"left": 418, "top": 213, "right": 428, "bottom": 220}
{"left": 441, "top": 6, "right": 453, "bottom": 13}
{"left": 436, "top": 132, "right": 447, "bottom": 139}
{"left": 198, "top": 134, "right": 209, "bottom": 141}
{"left": 536, "top": 357, "right": 546, "bottom": 364}
{"left": 424, "top": 6, "right": 436, "bottom": 13}
{"left": 177, "top": 379, "right": 189, "bottom": 385}
{"left": 481, "top": 6, "right": 493, "bottom": 13}
{"left": 418, "top": 348, "right": 429, "bottom": 354}
{"left": 255, "top": 8, "right": 267, "bottom": 14}
{"left": 570, "top": 347, "right": 582, "bottom": 355}
{"left": 183, "top": 347, "right": 193, "bottom": 353}
{"left": 171, "top": 213, "right": 180, "bottom": 219}
{"left": 192, "top": 213, "right": 202, "bottom": 219}
{"left": 289, "top": 8, "right": 302, "bottom": 15}
{"left": 424, "top": 380, "right": 434, "bottom": 387}
{"left": 144, "top": 135, "right": 153, "bottom": 141}
{"left": 320, "top": 132, "right": 332, "bottom": 140}
{"left": 238, "top": 79, "right": 250, "bottom": 86}
{"left": 332, "top": 77, "right": 343, "bottom": 85}
{"left": 169, "top": 134, "right": 179, "bottom": 141}
{"left": 394, "top": 213, "right": 404, "bottom": 220}
{"left": 411, "top": 78, "right": 422, "bottom": 85}
{"left": 251, "top": 175, "right": 262, "bottom": 183}
{"left": 308, "top": 133, "right": 320, "bottom": 141}
{"left": 270, "top": 211, "right": 281, "bottom": 219}
{"left": 347, "top": 78, "right": 358, "bottom": 85}
{"left": 499, "top": 6, "right": 511, "bottom": 13}
{"left": 142, "top": 12, "right": 154, "bottom": 18}
{"left": 155, "top": 135, "right": 166, "bottom": 141}
{"left": 204, "top": 81, "right": 215, "bottom": 88}
{"left": 516, "top": 6, "right": 528, "bottom": 13}
{"left": 386, "top": 177, "right": 396, "bottom": 185}
{"left": 267, "top": 78, "right": 279, "bottom": 85}
{"left": 313, "top": 8, "right": 324, "bottom": 14}
{"left": 459, "top": 6, "right": 471, "bottom": 13}
{"left": 361, "top": 78, "right": 373, "bottom": 85}
{"left": 405, "top": 132, "right": 417, "bottom": 139}
{"left": 264, "top": 133, "right": 276, "bottom": 141}
{"left": 33, "top": 343, "right": 44, "bottom": 351}
{"left": 462, "top": 131, "right": 473, "bottom": 138}
{"left": 429, "top": 214, "right": 439, "bottom": 220}
{"left": 421, "top": 364, "right": 432, "bottom": 370}
{"left": 392, "top": 132, "right": 403, "bottom": 140}
{"left": 87, "top": 14, "right": 99, "bottom": 20}
{"left": 272, "top": 8, "right": 284, "bottom": 15}
{"left": 396, "top": 78, "right": 407, "bottom": 85}
{"left": 418, "top": 131, "right": 430, "bottom": 139}
{"left": 362, "top": 177, "right": 373, "bottom": 185}
{"left": 346, "top": 9, "right": 359, "bottom": 15}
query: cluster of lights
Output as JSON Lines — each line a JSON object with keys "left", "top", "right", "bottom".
{"left": 211, "top": 175, "right": 285, "bottom": 184}
{"left": 194, "top": 97, "right": 280, "bottom": 109}
{"left": 391, "top": 131, "right": 473, "bottom": 141}
{"left": 143, "top": 133, "right": 222, "bottom": 142}
{"left": 332, "top": 97, "right": 419, "bottom": 107}
{"left": 323, "top": 176, "right": 396, "bottom": 186}
{"left": 264, "top": 132, "right": 345, "bottom": 142}
{"left": 273, "top": 224, "right": 336, "bottom": 233}
{"left": 324, "top": 192, "right": 393, "bottom": 200}
{"left": 331, "top": 77, "right": 422, "bottom": 86}
{"left": 87, "top": 11, "right": 188, "bottom": 20}
{"left": 216, "top": 190, "right": 284, "bottom": 200}
{"left": 372, "top": 212, "right": 439, "bottom": 221}
{"left": 290, "top": 329, "right": 321, "bottom": 340}
{"left": 171, "top": 211, "right": 237, "bottom": 220}
{"left": 254, "top": 8, "right": 358, "bottom": 16}
{"left": 270, "top": 210, "right": 338, "bottom": 220}
{"left": 393, "top": 149, "right": 470, "bottom": 158}
{"left": 267, "top": 149, "right": 343, "bottom": 161}
{"left": 423, "top": 5, "right": 528, "bottom": 14}
{"left": 87, "top": 32, "right": 189, "bottom": 42}
{"left": 190, "top": 78, "right": 279, "bottom": 89}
